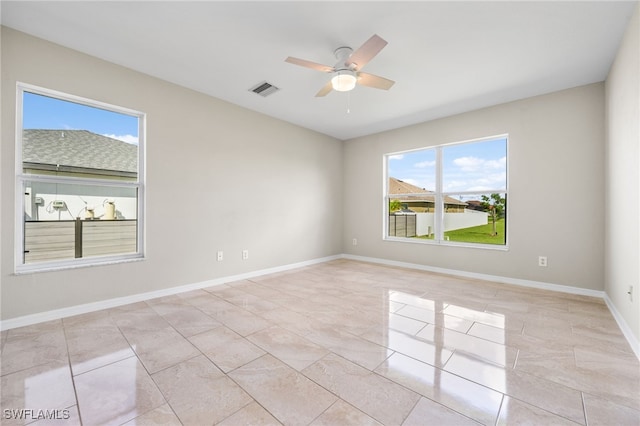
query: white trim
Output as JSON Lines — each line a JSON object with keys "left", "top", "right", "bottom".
{"left": 15, "top": 82, "right": 146, "bottom": 274}
{"left": 342, "top": 254, "right": 605, "bottom": 298}
{"left": 383, "top": 135, "right": 509, "bottom": 248}
{"left": 604, "top": 294, "right": 640, "bottom": 359}
{"left": 0, "top": 255, "right": 341, "bottom": 331}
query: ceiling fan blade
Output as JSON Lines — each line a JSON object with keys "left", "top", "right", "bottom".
{"left": 357, "top": 72, "right": 395, "bottom": 90}
{"left": 285, "top": 57, "right": 334, "bottom": 73}
{"left": 315, "top": 81, "right": 333, "bottom": 97}
{"left": 346, "top": 34, "right": 388, "bottom": 70}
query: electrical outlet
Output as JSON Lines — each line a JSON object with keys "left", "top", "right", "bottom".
{"left": 242, "top": 249, "right": 249, "bottom": 260}
{"left": 217, "top": 251, "right": 223, "bottom": 261}
{"left": 538, "top": 256, "right": 548, "bottom": 267}
{"left": 352, "top": 238, "right": 358, "bottom": 246}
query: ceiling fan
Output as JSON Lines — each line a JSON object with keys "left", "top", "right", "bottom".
{"left": 285, "top": 34, "right": 395, "bottom": 97}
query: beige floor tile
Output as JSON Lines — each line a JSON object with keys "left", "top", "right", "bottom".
{"left": 152, "top": 355, "right": 252, "bottom": 425}
{"left": 497, "top": 396, "right": 581, "bottom": 425}
{"left": 305, "top": 326, "right": 394, "bottom": 370}
{"left": 375, "top": 352, "right": 502, "bottom": 425}
{"left": 65, "top": 325, "right": 135, "bottom": 375}
{"left": 1, "top": 327, "right": 68, "bottom": 376}
{"left": 1, "top": 362, "right": 76, "bottom": 426}
{"left": 583, "top": 393, "right": 640, "bottom": 426}
{"left": 260, "top": 307, "right": 324, "bottom": 337}
{"left": 402, "top": 397, "right": 481, "bottom": 426}
{"left": 188, "top": 326, "right": 266, "bottom": 372}
{"left": 6, "top": 320, "right": 64, "bottom": 338}
{"left": 75, "top": 356, "right": 166, "bottom": 426}
{"left": 148, "top": 297, "right": 222, "bottom": 337}
{"left": 444, "top": 352, "right": 585, "bottom": 424}
{"left": 310, "top": 399, "right": 382, "bottom": 426}
{"left": 198, "top": 299, "right": 271, "bottom": 336}
{"left": 132, "top": 333, "right": 201, "bottom": 374}
{"left": 361, "top": 312, "right": 428, "bottom": 336}
{"left": 467, "top": 322, "right": 510, "bottom": 344}
{"left": 515, "top": 347, "right": 640, "bottom": 411}
{"left": 247, "top": 325, "right": 329, "bottom": 371}
{"left": 361, "top": 328, "right": 454, "bottom": 368}
{"left": 121, "top": 403, "right": 181, "bottom": 426}
{"left": 303, "top": 353, "right": 420, "bottom": 425}
{"left": 443, "top": 304, "right": 516, "bottom": 329}
{"left": 2, "top": 260, "right": 638, "bottom": 426}
{"left": 389, "top": 291, "right": 444, "bottom": 311}
{"left": 395, "top": 304, "right": 475, "bottom": 332}
{"left": 62, "top": 310, "right": 115, "bottom": 329}
{"left": 217, "top": 401, "right": 282, "bottom": 426}
{"left": 417, "top": 324, "right": 519, "bottom": 367}
{"left": 229, "top": 354, "right": 337, "bottom": 425}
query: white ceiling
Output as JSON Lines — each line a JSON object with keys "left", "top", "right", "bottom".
{"left": 1, "top": 1, "right": 636, "bottom": 140}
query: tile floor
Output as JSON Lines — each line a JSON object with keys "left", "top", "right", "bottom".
{"left": 1, "top": 259, "right": 638, "bottom": 425}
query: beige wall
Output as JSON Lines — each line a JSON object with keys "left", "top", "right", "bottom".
{"left": 343, "top": 83, "right": 606, "bottom": 291}
{"left": 1, "top": 27, "right": 343, "bottom": 320}
{"left": 605, "top": 4, "right": 640, "bottom": 342}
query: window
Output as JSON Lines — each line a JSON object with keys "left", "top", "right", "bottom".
{"left": 385, "top": 136, "right": 507, "bottom": 248}
{"left": 16, "top": 83, "right": 145, "bottom": 272}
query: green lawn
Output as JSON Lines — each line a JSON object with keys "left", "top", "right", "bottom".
{"left": 416, "top": 219, "right": 506, "bottom": 245}
{"left": 445, "top": 219, "right": 505, "bottom": 245}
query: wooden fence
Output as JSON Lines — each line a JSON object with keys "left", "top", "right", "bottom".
{"left": 24, "top": 219, "right": 137, "bottom": 263}
{"left": 388, "top": 215, "right": 417, "bottom": 238}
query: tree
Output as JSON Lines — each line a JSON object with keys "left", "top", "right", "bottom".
{"left": 389, "top": 199, "right": 403, "bottom": 213}
{"left": 480, "top": 193, "right": 506, "bottom": 237}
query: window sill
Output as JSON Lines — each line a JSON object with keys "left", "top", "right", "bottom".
{"left": 383, "top": 236, "right": 509, "bottom": 251}
{"left": 14, "top": 254, "right": 145, "bottom": 275}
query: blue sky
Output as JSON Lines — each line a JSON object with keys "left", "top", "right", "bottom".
{"left": 388, "top": 137, "right": 507, "bottom": 194}
{"left": 22, "top": 91, "right": 139, "bottom": 144}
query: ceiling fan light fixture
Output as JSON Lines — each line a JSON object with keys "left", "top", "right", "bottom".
{"left": 331, "top": 70, "right": 357, "bottom": 92}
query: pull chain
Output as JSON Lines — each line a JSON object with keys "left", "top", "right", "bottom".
{"left": 347, "top": 90, "right": 351, "bottom": 114}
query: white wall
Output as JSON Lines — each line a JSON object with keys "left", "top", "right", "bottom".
{"left": 0, "top": 27, "right": 343, "bottom": 320}
{"left": 605, "top": 4, "right": 640, "bottom": 343}
{"left": 344, "top": 83, "right": 606, "bottom": 291}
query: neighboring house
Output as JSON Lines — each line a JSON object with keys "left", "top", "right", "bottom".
{"left": 388, "top": 177, "right": 488, "bottom": 237}
{"left": 22, "top": 129, "right": 138, "bottom": 221}
{"left": 23, "top": 129, "right": 137, "bottom": 180}
{"left": 388, "top": 177, "right": 467, "bottom": 213}
{"left": 465, "top": 200, "right": 485, "bottom": 212}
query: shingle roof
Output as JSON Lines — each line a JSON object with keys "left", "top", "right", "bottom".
{"left": 23, "top": 129, "right": 137, "bottom": 173}
{"left": 389, "top": 177, "right": 467, "bottom": 206}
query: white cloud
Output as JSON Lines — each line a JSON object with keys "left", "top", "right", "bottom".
{"left": 388, "top": 154, "right": 404, "bottom": 160}
{"left": 103, "top": 134, "right": 139, "bottom": 145}
{"left": 453, "top": 156, "right": 485, "bottom": 171}
{"left": 414, "top": 160, "right": 436, "bottom": 168}
{"left": 485, "top": 157, "right": 507, "bottom": 169}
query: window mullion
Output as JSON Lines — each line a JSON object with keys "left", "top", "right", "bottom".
{"left": 435, "top": 147, "right": 443, "bottom": 242}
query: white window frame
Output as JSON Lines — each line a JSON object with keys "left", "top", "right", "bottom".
{"left": 383, "top": 134, "right": 509, "bottom": 250}
{"left": 15, "top": 82, "right": 146, "bottom": 273}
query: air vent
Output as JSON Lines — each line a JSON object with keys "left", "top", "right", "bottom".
{"left": 249, "top": 81, "right": 280, "bottom": 97}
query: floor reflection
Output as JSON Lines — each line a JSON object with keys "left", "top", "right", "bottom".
{"left": 377, "top": 289, "right": 508, "bottom": 422}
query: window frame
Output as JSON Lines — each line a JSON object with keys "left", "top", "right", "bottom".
{"left": 383, "top": 134, "right": 509, "bottom": 250}
{"left": 14, "top": 82, "right": 146, "bottom": 273}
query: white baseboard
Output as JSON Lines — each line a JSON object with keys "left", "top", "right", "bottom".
{"left": 342, "top": 254, "right": 605, "bottom": 298}
{"left": 0, "top": 254, "right": 341, "bottom": 331}
{"left": 604, "top": 294, "right": 640, "bottom": 359}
